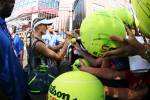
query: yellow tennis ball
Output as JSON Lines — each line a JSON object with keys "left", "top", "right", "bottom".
{"left": 80, "top": 10, "right": 126, "bottom": 57}
{"left": 48, "top": 71, "right": 105, "bottom": 100}
{"left": 72, "top": 58, "right": 90, "bottom": 71}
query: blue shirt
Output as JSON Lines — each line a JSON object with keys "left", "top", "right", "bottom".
{"left": 42, "top": 32, "right": 58, "bottom": 46}
{"left": 58, "top": 32, "right": 66, "bottom": 39}
{"left": 0, "top": 17, "right": 28, "bottom": 100}
{"left": 56, "top": 32, "right": 66, "bottom": 45}
{"left": 13, "top": 34, "right": 24, "bottom": 57}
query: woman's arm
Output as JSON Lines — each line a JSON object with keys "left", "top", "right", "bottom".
{"left": 47, "top": 42, "right": 64, "bottom": 52}
{"left": 35, "top": 39, "right": 69, "bottom": 60}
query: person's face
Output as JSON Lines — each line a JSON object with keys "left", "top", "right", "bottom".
{"left": 12, "top": 26, "right": 16, "bottom": 33}
{"left": 39, "top": 24, "right": 47, "bottom": 35}
{"left": 47, "top": 25, "right": 54, "bottom": 33}
{"left": 0, "top": 0, "right": 15, "bottom": 18}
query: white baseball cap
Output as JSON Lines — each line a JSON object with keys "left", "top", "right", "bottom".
{"left": 33, "top": 18, "right": 52, "bottom": 29}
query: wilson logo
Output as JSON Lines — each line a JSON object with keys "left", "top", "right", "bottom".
{"left": 49, "top": 85, "right": 77, "bottom": 100}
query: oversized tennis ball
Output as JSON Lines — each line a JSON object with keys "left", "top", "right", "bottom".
{"left": 131, "top": 0, "right": 150, "bottom": 38}
{"left": 48, "top": 71, "right": 105, "bottom": 100}
{"left": 72, "top": 58, "right": 90, "bottom": 71}
{"left": 111, "top": 7, "right": 134, "bottom": 27}
{"left": 80, "top": 10, "right": 126, "bottom": 57}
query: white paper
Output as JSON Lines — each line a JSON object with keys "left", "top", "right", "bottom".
{"left": 129, "top": 36, "right": 150, "bottom": 73}
{"left": 129, "top": 55, "right": 150, "bottom": 73}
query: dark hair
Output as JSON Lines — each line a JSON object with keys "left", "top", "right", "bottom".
{"left": 11, "top": 25, "right": 16, "bottom": 33}
{"left": 12, "top": 25, "right": 16, "bottom": 29}
{"left": 0, "top": 0, "right": 14, "bottom": 3}
{"left": 0, "top": 0, "right": 15, "bottom": 18}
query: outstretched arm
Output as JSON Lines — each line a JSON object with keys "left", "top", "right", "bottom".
{"left": 75, "top": 43, "right": 103, "bottom": 67}
{"left": 103, "top": 26, "right": 149, "bottom": 62}
{"left": 47, "top": 42, "right": 64, "bottom": 52}
{"left": 36, "top": 38, "right": 70, "bottom": 60}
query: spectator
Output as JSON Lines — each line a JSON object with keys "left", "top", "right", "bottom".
{"left": 42, "top": 24, "right": 65, "bottom": 52}
{"left": 0, "top": 0, "right": 28, "bottom": 100}
{"left": 42, "top": 24, "right": 57, "bottom": 47}
{"left": 56, "top": 29, "right": 66, "bottom": 45}
{"left": 11, "top": 26, "right": 24, "bottom": 66}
